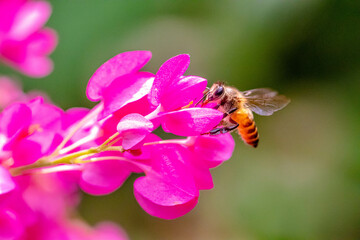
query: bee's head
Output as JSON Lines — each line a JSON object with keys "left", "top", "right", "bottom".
{"left": 195, "top": 82, "right": 226, "bottom": 107}
{"left": 206, "top": 82, "right": 225, "bottom": 102}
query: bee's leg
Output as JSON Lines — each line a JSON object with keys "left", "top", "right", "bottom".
{"left": 213, "top": 104, "right": 220, "bottom": 110}
{"left": 206, "top": 122, "right": 239, "bottom": 135}
{"left": 222, "top": 107, "right": 238, "bottom": 119}
{"left": 206, "top": 115, "right": 239, "bottom": 135}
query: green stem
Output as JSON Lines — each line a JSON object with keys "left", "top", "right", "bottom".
{"left": 97, "top": 132, "right": 120, "bottom": 150}
{"left": 51, "top": 148, "right": 99, "bottom": 165}
{"left": 9, "top": 144, "right": 124, "bottom": 176}
{"left": 9, "top": 160, "right": 51, "bottom": 176}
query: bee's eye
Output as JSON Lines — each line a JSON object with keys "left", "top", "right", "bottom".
{"left": 214, "top": 86, "right": 224, "bottom": 97}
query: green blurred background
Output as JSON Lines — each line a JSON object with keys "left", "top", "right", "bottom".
{"left": 2, "top": 0, "right": 360, "bottom": 239}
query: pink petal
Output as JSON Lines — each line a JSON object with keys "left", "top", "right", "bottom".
{"left": 161, "top": 76, "right": 207, "bottom": 111}
{"left": 161, "top": 108, "right": 223, "bottom": 136}
{"left": 80, "top": 160, "right": 131, "bottom": 196}
{"left": 15, "top": 55, "right": 53, "bottom": 78}
{"left": 134, "top": 177, "right": 198, "bottom": 219}
{"left": 0, "top": 24, "right": 57, "bottom": 78}
{"left": 123, "top": 133, "right": 161, "bottom": 165}
{"left": 133, "top": 144, "right": 198, "bottom": 219}
{"left": 28, "top": 97, "right": 63, "bottom": 131}
{"left": 0, "top": 39, "right": 27, "bottom": 63}
{"left": 192, "top": 134, "right": 235, "bottom": 168}
{"left": 98, "top": 95, "right": 154, "bottom": 139}
{"left": 5, "top": 188, "right": 36, "bottom": 226}
{"left": 148, "top": 54, "right": 190, "bottom": 107}
{"left": 188, "top": 164, "right": 213, "bottom": 190}
{"left": 0, "top": 209, "right": 23, "bottom": 239}
{"left": 93, "top": 222, "right": 129, "bottom": 240}
{"left": 87, "top": 51, "right": 152, "bottom": 101}
{"left": 7, "top": 1, "right": 51, "bottom": 40}
{"left": 0, "top": 166, "right": 15, "bottom": 196}
{"left": 160, "top": 143, "right": 214, "bottom": 190}
{"left": 0, "top": 103, "right": 31, "bottom": 137}
{"left": 101, "top": 72, "right": 154, "bottom": 118}
{"left": 0, "top": 1, "right": 24, "bottom": 33}
{"left": 26, "top": 28, "right": 58, "bottom": 55}
{"left": 62, "top": 107, "right": 89, "bottom": 129}
{"left": 10, "top": 130, "right": 62, "bottom": 167}
{"left": 1, "top": 46, "right": 54, "bottom": 77}
{"left": 11, "top": 137, "right": 43, "bottom": 167}
{"left": 117, "top": 113, "right": 153, "bottom": 150}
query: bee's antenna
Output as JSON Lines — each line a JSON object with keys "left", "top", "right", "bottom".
{"left": 194, "top": 87, "right": 210, "bottom": 107}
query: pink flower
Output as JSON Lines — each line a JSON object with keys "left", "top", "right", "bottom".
{"left": 0, "top": 0, "right": 57, "bottom": 77}
{"left": 79, "top": 159, "right": 131, "bottom": 196}
{"left": 116, "top": 113, "right": 153, "bottom": 150}
{"left": 0, "top": 97, "right": 63, "bottom": 167}
{"left": 0, "top": 51, "right": 236, "bottom": 225}
{"left": 74, "top": 51, "right": 234, "bottom": 219}
{"left": 86, "top": 51, "right": 223, "bottom": 148}
{"left": 131, "top": 134, "right": 234, "bottom": 219}
{"left": 133, "top": 143, "right": 199, "bottom": 220}
{"left": 146, "top": 54, "right": 223, "bottom": 136}
{"left": 86, "top": 51, "right": 154, "bottom": 118}
{"left": 0, "top": 172, "right": 128, "bottom": 240}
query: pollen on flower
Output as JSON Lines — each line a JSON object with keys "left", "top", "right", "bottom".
{"left": 28, "top": 123, "right": 43, "bottom": 134}
{"left": 180, "top": 100, "right": 194, "bottom": 109}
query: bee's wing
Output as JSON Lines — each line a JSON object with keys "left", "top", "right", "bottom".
{"left": 241, "top": 88, "right": 290, "bottom": 116}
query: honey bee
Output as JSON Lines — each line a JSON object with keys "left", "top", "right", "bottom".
{"left": 198, "top": 82, "right": 290, "bottom": 147}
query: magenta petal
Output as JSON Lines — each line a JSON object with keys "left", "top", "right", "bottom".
{"left": 161, "top": 76, "right": 207, "bottom": 111}
{"left": 123, "top": 133, "right": 162, "bottom": 162}
{"left": 87, "top": 51, "right": 152, "bottom": 101}
{"left": 11, "top": 138, "right": 42, "bottom": 167}
{"left": 28, "top": 97, "right": 63, "bottom": 130}
{"left": 14, "top": 55, "right": 53, "bottom": 78}
{"left": 0, "top": 1, "right": 22, "bottom": 32}
{"left": 134, "top": 177, "right": 198, "bottom": 219}
{"left": 189, "top": 165, "right": 214, "bottom": 190}
{"left": 80, "top": 160, "right": 131, "bottom": 196}
{"left": 148, "top": 54, "right": 190, "bottom": 107}
{"left": 117, "top": 113, "right": 153, "bottom": 150}
{"left": 161, "top": 108, "right": 223, "bottom": 136}
{"left": 133, "top": 144, "right": 198, "bottom": 219}
{"left": 10, "top": 130, "right": 61, "bottom": 167}
{"left": 101, "top": 72, "right": 154, "bottom": 117}
{"left": 192, "top": 133, "right": 235, "bottom": 168}
{"left": 0, "top": 209, "right": 23, "bottom": 239}
{"left": 8, "top": 1, "right": 51, "bottom": 40}
{"left": 0, "top": 166, "right": 15, "bottom": 196}
{"left": 26, "top": 28, "right": 58, "bottom": 55}
{"left": 0, "top": 103, "right": 31, "bottom": 137}
{"left": 62, "top": 107, "right": 89, "bottom": 129}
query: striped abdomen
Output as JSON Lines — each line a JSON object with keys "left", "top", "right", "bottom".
{"left": 231, "top": 109, "right": 259, "bottom": 148}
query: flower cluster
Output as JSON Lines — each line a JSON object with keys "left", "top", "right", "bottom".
{"left": 0, "top": 50, "right": 235, "bottom": 240}
{"left": 0, "top": 1, "right": 235, "bottom": 237}
{"left": 0, "top": 82, "right": 128, "bottom": 240}
{"left": 83, "top": 51, "right": 235, "bottom": 219}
